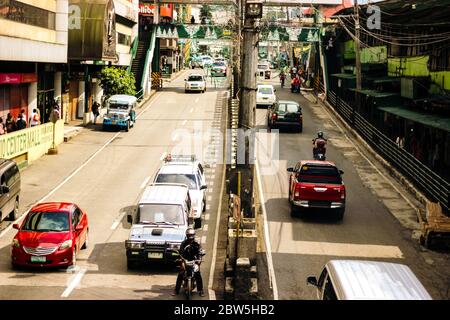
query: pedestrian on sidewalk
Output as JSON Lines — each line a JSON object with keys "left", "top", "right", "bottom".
{"left": 0, "top": 117, "right": 5, "bottom": 135}
{"left": 92, "top": 101, "right": 100, "bottom": 124}
{"left": 16, "top": 114, "right": 27, "bottom": 130}
{"left": 30, "top": 109, "right": 40, "bottom": 127}
{"left": 191, "top": 15, "right": 195, "bottom": 24}
{"left": 6, "top": 113, "right": 16, "bottom": 133}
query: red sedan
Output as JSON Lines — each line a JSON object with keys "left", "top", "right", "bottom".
{"left": 11, "top": 202, "right": 89, "bottom": 268}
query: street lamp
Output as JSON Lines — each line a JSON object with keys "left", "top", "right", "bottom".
{"left": 245, "top": 1, "right": 263, "bottom": 19}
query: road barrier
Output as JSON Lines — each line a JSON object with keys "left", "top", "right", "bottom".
{"left": 327, "top": 90, "right": 450, "bottom": 213}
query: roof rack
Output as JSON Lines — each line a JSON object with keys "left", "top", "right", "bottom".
{"left": 163, "top": 154, "right": 197, "bottom": 163}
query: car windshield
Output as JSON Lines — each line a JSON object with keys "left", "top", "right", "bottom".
{"left": 298, "top": 165, "right": 342, "bottom": 184}
{"left": 258, "top": 64, "right": 269, "bottom": 70}
{"left": 188, "top": 76, "right": 203, "bottom": 82}
{"left": 109, "top": 103, "right": 129, "bottom": 110}
{"left": 138, "top": 204, "right": 184, "bottom": 225}
{"left": 156, "top": 173, "right": 199, "bottom": 190}
{"left": 278, "top": 103, "right": 299, "bottom": 113}
{"left": 213, "top": 62, "right": 225, "bottom": 67}
{"left": 258, "top": 87, "right": 273, "bottom": 95}
{"left": 22, "top": 211, "right": 70, "bottom": 232}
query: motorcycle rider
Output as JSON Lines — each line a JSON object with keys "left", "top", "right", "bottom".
{"left": 172, "top": 228, "right": 205, "bottom": 297}
{"left": 312, "top": 131, "right": 327, "bottom": 158}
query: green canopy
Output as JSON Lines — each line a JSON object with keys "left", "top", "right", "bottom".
{"left": 379, "top": 106, "right": 450, "bottom": 132}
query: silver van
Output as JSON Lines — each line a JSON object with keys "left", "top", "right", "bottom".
{"left": 0, "top": 159, "right": 21, "bottom": 222}
{"left": 125, "top": 183, "right": 194, "bottom": 269}
{"left": 307, "top": 260, "right": 432, "bottom": 300}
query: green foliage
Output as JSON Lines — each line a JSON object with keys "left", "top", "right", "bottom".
{"left": 100, "top": 67, "right": 136, "bottom": 98}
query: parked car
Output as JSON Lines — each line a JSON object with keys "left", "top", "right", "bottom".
{"left": 211, "top": 61, "right": 227, "bottom": 77}
{"left": 307, "top": 260, "right": 432, "bottom": 300}
{"left": 102, "top": 95, "right": 137, "bottom": 132}
{"left": 0, "top": 159, "right": 21, "bottom": 222}
{"left": 154, "top": 155, "right": 207, "bottom": 228}
{"left": 214, "top": 57, "right": 228, "bottom": 67}
{"left": 256, "top": 84, "right": 276, "bottom": 108}
{"left": 267, "top": 100, "right": 303, "bottom": 132}
{"left": 11, "top": 202, "right": 89, "bottom": 268}
{"left": 185, "top": 74, "right": 207, "bottom": 93}
{"left": 125, "top": 183, "right": 194, "bottom": 269}
{"left": 257, "top": 63, "right": 271, "bottom": 79}
{"left": 190, "top": 56, "right": 203, "bottom": 69}
{"left": 287, "top": 160, "right": 346, "bottom": 220}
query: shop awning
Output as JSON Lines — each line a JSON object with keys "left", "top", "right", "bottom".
{"left": 378, "top": 106, "right": 450, "bottom": 132}
{"left": 350, "top": 88, "right": 400, "bottom": 99}
{"left": 331, "top": 73, "right": 356, "bottom": 79}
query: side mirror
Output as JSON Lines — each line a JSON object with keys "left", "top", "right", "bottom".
{"left": 200, "top": 185, "right": 207, "bottom": 190}
{"left": 274, "top": 89, "right": 277, "bottom": 92}
{"left": 127, "top": 214, "right": 133, "bottom": 224}
{"left": 13, "top": 223, "right": 19, "bottom": 230}
{"left": 199, "top": 249, "right": 206, "bottom": 256}
{"left": 184, "top": 79, "right": 187, "bottom": 81}
{"left": 307, "top": 276, "right": 318, "bottom": 287}
{"left": 1, "top": 186, "right": 10, "bottom": 194}
{"left": 287, "top": 167, "right": 294, "bottom": 172}
{"left": 339, "top": 170, "right": 344, "bottom": 175}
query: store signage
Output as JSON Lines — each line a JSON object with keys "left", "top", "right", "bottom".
{"left": 139, "top": 4, "right": 154, "bottom": 15}
{"left": 0, "top": 73, "right": 37, "bottom": 84}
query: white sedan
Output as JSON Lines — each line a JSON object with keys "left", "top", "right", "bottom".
{"left": 185, "top": 74, "right": 206, "bottom": 93}
{"left": 256, "top": 84, "right": 277, "bottom": 108}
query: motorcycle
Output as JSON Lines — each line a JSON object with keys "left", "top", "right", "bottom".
{"left": 177, "top": 249, "right": 205, "bottom": 300}
{"left": 312, "top": 139, "right": 327, "bottom": 161}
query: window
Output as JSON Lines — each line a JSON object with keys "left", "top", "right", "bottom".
{"left": 22, "top": 212, "right": 70, "bottom": 232}
{"left": 72, "top": 208, "right": 81, "bottom": 228}
{"left": 323, "top": 276, "right": 338, "bottom": 300}
{"left": 138, "top": 204, "right": 184, "bottom": 225}
{"left": 299, "top": 165, "right": 342, "bottom": 184}
{"left": 0, "top": 0, "right": 55, "bottom": 29}
{"left": 258, "top": 87, "right": 273, "bottom": 95}
{"left": 188, "top": 76, "right": 203, "bottom": 82}
{"left": 118, "top": 33, "right": 131, "bottom": 46}
{"left": 278, "top": 103, "right": 300, "bottom": 113}
{"left": 156, "top": 174, "right": 198, "bottom": 190}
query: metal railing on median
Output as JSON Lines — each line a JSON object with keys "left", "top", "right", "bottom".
{"left": 327, "top": 90, "right": 450, "bottom": 213}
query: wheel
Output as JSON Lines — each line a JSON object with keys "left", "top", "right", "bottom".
{"left": 290, "top": 203, "right": 300, "bottom": 218}
{"left": 125, "top": 121, "right": 130, "bottom": 132}
{"left": 202, "top": 199, "right": 206, "bottom": 213}
{"left": 81, "top": 230, "right": 88, "bottom": 249}
{"left": 185, "top": 90, "right": 189, "bottom": 93}
{"left": 186, "top": 278, "right": 192, "bottom": 300}
{"left": 127, "top": 259, "right": 139, "bottom": 270}
{"left": 267, "top": 125, "right": 272, "bottom": 132}
{"left": 335, "top": 209, "right": 345, "bottom": 221}
{"left": 9, "top": 197, "right": 19, "bottom": 220}
{"left": 194, "top": 218, "right": 202, "bottom": 229}
{"left": 298, "top": 125, "right": 303, "bottom": 133}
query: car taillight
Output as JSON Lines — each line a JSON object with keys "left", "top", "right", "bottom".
{"left": 299, "top": 115, "right": 303, "bottom": 121}
{"left": 272, "top": 114, "right": 277, "bottom": 121}
{"left": 341, "top": 189, "right": 346, "bottom": 200}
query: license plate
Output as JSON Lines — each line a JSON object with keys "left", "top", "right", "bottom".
{"left": 278, "top": 115, "right": 284, "bottom": 119}
{"left": 148, "top": 252, "right": 163, "bottom": 259}
{"left": 112, "top": 120, "right": 117, "bottom": 125}
{"left": 31, "top": 256, "right": 46, "bottom": 263}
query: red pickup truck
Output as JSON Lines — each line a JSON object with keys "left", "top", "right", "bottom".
{"left": 287, "top": 160, "right": 346, "bottom": 220}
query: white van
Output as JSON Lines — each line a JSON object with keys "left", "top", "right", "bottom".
{"left": 307, "top": 260, "right": 432, "bottom": 300}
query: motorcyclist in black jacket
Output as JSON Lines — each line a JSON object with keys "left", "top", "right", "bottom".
{"left": 172, "top": 228, "right": 205, "bottom": 297}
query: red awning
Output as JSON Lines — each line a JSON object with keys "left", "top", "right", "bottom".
{"left": 0, "top": 73, "right": 37, "bottom": 84}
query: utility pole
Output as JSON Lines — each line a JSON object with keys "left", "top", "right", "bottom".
{"left": 354, "top": 0, "right": 362, "bottom": 91}
{"left": 238, "top": 0, "right": 261, "bottom": 217}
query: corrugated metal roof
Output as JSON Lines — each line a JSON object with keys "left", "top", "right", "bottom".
{"left": 379, "top": 106, "right": 450, "bottom": 132}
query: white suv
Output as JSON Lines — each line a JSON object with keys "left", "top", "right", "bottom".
{"left": 256, "top": 84, "right": 277, "bottom": 108}
{"left": 154, "top": 155, "right": 207, "bottom": 229}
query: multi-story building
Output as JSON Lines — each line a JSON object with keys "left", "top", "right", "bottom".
{"left": 0, "top": 0, "right": 68, "bottom": 124}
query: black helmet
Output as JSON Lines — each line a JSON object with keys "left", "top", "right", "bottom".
{"left": 318, "top": 131, "right": 323, "bottom": 138}
{"left": 186, "top": 228, "right": 195, "bottom": 240}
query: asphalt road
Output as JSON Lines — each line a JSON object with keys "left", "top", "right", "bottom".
{"left": 255, "top": 75, "right": 450, "bottom": 300}
{"left": 0, "top": 70, "right": 229, "bottom": 300}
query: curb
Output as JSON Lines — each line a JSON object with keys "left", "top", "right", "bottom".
{"left": 306, "top": 92, "right": 428, "bottom": 217}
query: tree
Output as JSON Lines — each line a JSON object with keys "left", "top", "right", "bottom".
{"left": 100, "top": 67, "right": 136, "bottom": 99}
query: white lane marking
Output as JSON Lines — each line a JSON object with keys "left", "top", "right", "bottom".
{"left": 320, "top": 98, "right": 419, "bottom": 211}
{"left": 182, "top": 120, "right": 187, "bottom": 126}
{"left": 140, "top": 176, "right": 151, "bottom": 189}
{"left": 207, "top": 195, "right": 212, "bottom": 202}
{"left": 111, "top": 211, "right": 127, "bottom": 230}
{"left": 172, "top": 134, "right": 179, "bottom": 141}
{"left": 195, "top": 98, "right": 199, "bottom": 103}
{"left": 256, "top": 160, "right": 279, "bottom": 300}
{"left": 201, "top": 235, "right": 206, "bottom": 244}
{"left": 160, "top": 152, "right": 167, "bottom": 161}
{"left": 189, "top": 108, "right": 194, "bottom": 113}
{"left": 204, "top": 213, "right": 210, "bottom": 221}
{"left": 0, "top": 92, "right": 164, "bottom": 239}
{"left": 206, "top": 205, "right": 211, "bottom": 211}
{"left": 61, "top": 267, "right": 87, "bottom": 298}
{"left": 203, "top": 224, "right": 208, "bottom": 232}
